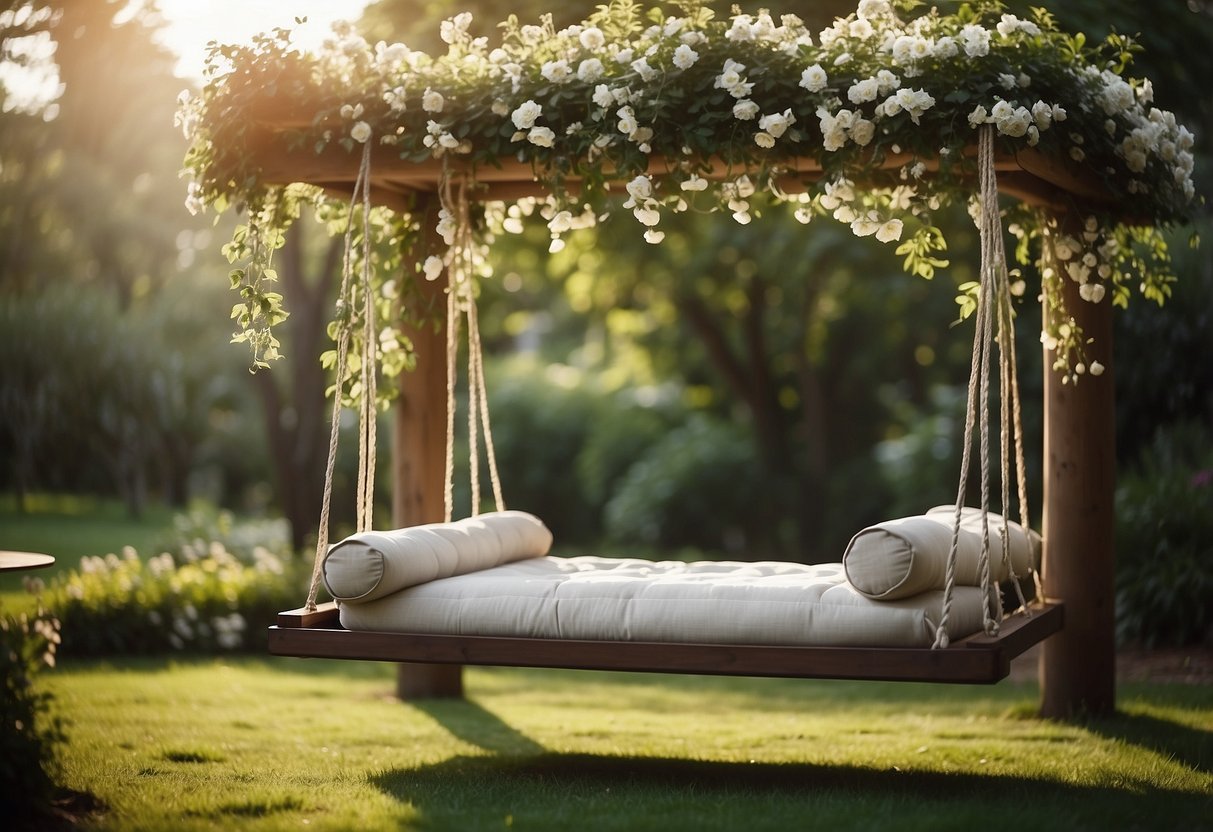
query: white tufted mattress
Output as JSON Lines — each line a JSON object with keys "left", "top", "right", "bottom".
{"left": 336, "top": 555, "right": 994, "bottom": 648}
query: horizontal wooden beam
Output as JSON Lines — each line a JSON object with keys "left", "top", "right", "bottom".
{"left": 248, "top": 126, "right": 1110, "bottom": 212}
{"left": 266, "top": 601, "right": 1062, "bottom": 685}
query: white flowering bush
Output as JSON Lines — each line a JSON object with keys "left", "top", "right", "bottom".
{"left": 45, "top": 544, "right": 308, "bottom": 657}
{"left": 181, "top": 0, "right": 1197, "bottom": 378}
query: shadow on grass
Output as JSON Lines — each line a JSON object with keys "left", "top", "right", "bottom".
{"left": 408, "top": 699, "right": 546, "bottom": 756}
{"left": 1084, "top": 710, "right": 1213, "bottom": 776}
{"left": 370, "top": 753, "right": 1211, "bottom": 830}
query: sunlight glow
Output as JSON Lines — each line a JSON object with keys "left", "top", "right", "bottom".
{"left": 155, "top": 0, "right": 371, "bottom": 82}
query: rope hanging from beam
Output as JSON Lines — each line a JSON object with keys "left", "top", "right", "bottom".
{"left": 933, "top": 125, "right": 1035, "bottom": 648}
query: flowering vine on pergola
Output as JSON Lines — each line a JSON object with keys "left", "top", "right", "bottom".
{"left": 179, "top": 0, "right": 1197, "bottom": 715}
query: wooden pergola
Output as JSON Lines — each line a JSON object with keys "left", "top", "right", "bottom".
{"left": 254, "top": 136, "right": 1117, "bottom": 719}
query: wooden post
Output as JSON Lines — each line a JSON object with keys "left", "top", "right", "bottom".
{"left": 392, "top": 195, "right": 463, "bottom": 699}
{"left": 1040, "top": 235, "right": 1116, "bottom": 718}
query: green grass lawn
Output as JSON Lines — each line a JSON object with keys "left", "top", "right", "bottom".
{"left": 0, "top": 494, "right": 176, "bottom": 603}
{"left": 41, "top": 659, "right": 1213, "bottom": 831}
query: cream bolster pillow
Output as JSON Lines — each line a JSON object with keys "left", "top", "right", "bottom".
{"left": 843, "top": 506, "right": 1041, "bottom": 601}
{"left": 322, "top": 510, "right": 553, "bottom": 604}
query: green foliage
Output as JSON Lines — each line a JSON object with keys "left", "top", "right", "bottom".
{"left": 44, "top": 537, "right": 309, "bottom": 658}
{"left": 1115, "top": 421, "right": 1213, "bottom": 647}
{"left": 455, "top": 361, "right": 678, "bottom": 543}
{"left": 605, "top": 415, "right": 765, "bottom": 552}
{"left": 0, "top": 283, "right": 260, "bottom": 513}
{"left": 0, "top": 595, "right": 63, "bottom": 825}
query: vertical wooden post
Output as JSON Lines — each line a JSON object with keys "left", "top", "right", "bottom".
{"left": 1040, "top": 234, "right": 1116, "bottom": 718}
{"left": 392, "top": 195, "right": 463, "bottom": 699}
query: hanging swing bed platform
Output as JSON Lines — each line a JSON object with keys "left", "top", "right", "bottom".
{"left": 252, "top": 130, "right": 1088, "bottom": 687}
{"left": 271, "top": 598, "right": 1062, "bottom": 685}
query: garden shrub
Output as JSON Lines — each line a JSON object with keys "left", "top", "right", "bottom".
{"left": 0, "top": 595, "right": 63, "bottom": 825}
{"left": 1115, "top": 421, "right": 1213, "bottom": 647}
{"left": 45, "top": 544, "right": 310, "bottom": 658}
{"left": 605, "top": 415, "right": 765, "bottom": 554}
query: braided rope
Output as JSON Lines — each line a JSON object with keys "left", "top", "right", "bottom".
{"left": 357, "top": 148, "right": 378, "bottom": 533}
{"left": 438, "top": 170, "right": 506, "bottom": 520}
{"left": 305, "top": 141, "right": 371, "bottom": 611}
{"left": 934, "top": 125, "right": 1002, "bottom": 648}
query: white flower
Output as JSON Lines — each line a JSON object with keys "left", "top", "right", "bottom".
{"left": 1089, "top": 361, "right": 1105, "bottom": 376}
{"left": 1079, "top": 282, "right": 1106, "bottom": 303}
{"left": 733, "top": 99, "right": 759, "bottom": 120}
{"left": 625, "top": 174, "right": 652, "bottom": 205}
{"left": 996, "top": 14, "right": 1041, "bottom": 38}
{"left": 439, "top": 12, "right": 473, "bottom": 45}
{"left": 423, "top": 255, "right": 444, "bottom": 281}
{"left": 184, "top": 181, "right": 204, "bottom": 215}
{"left": 548, "top": 211, "right": 574, "bottom": 234}
{"left": 716, "top": 59, "right": 744, "bottom": 89}
{"left": 511, "top": 100, "right": 542, "bottom": 130}
{"left": 875, "top": 218, "right": 904, "bottom": 243}
{"left": 673, "top": 44, "right": 699, "bottom": 70}
{"left": 754, "top": 131, "right": 776, "bottom": 148}
{"left": 541, "top": 59, "right": 572, "bottom": 84}
{"left": 592, "top": 85, "right": 615, "bottom": 108}
{"left": 876, "top": 69, "right": 900, "bottom": 95}
{"left": 800, "top": 63, "right": 828, "bottom": 92}
{"left": 631, "top": 57, "right": 658, "bottom": 82}
{"left": 794, "top": 206, "right": 814, "bottom": 224}
{"left": 634, "top": 205, "right": 661, "bottom": 226}
{"left": 422, "top": 88, "right": 444, "bottom": 113}
{"left": 857, "top": 0, "right": 891, "bottom": 19}
{"left": 849, "top": 19, "right": 874, "bottom": 40}
{"left": 577, "top": 58, "right": 605, "bottom": 83}
{"left": 579, "top": 27, "right": 605, "bottom": 50}
{"left": 644, "top": 229, "right": 666, "bottom": 244}
{"left": 968, "top": 105, "right": 990, "bottom": 127}
{"left": 384, "top": 86, "right": 407, "bottom": 113}
{"left": 851, "top": 214, "right": 881, "bottom": 237}
{"left": 727, "top": 15, "right": 755, "bottom": 42}
{"left": 614, "top": 47, "right": 635, "bottom": 65}
{"left": 680, "top": 174, "right": 709, "bottom": 192}
{"left": 758, "top": 109, "right": 795, "bottom": 138}
{"left": 892, "top": 88, "right": 936, "bottom": 124}
{"left": 1098, "top": 73, "right": 1135, "bottom": 116}
{"left": 616, "top": 106, "right": 639, "bottom": 136}
{"left": 848, "top": 77, "right": 880, "bottom": 104}
{"left": 528, "top": 126, "right": 555, "bottom": 147}
{"left": 491, "top": 99, "right": 510, "bottom": 116}
{"left": 1031, "top": 100, "right": 1053, "bottom": 129}
{"left": 850, "top": 118, "right": 875, "bottom": 146}
{"left": 933, "top": 36, "right": 958, "bottom": 59}
{"left": 999, "top": 73, "right": 1017, "bottom": 90}
{"left": 436, "top": 210, "right": 456, "bottom": 244}
{"left": 960, "top": 24, "right": 990, "bottom": 57}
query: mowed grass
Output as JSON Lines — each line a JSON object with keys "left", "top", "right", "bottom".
{"left": 0, "top": 494, "right": 177, "bottom": 608}
{"left": 43, "top": 658, "right": 1213, "bottom": 831}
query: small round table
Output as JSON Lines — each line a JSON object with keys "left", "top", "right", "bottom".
{"left": 0, "top": 550, "right": 56, "bottom": 572}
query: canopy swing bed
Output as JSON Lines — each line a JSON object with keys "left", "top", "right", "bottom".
{"left": 181, "top": 1, "right": 1196, "bottom": 717}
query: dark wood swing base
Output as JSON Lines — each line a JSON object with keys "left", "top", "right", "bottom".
{"left": 269, "top": 599, "right": 1062, "bottom": 686}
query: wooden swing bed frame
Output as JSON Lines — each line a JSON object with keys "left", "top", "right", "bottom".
{"left": 252, "top": 135, "right": 1113, "bottom": 710}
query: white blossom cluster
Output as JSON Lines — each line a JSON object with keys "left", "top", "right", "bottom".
{"left": 186, "top": 0, "right": 1197, "bottom": 363}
